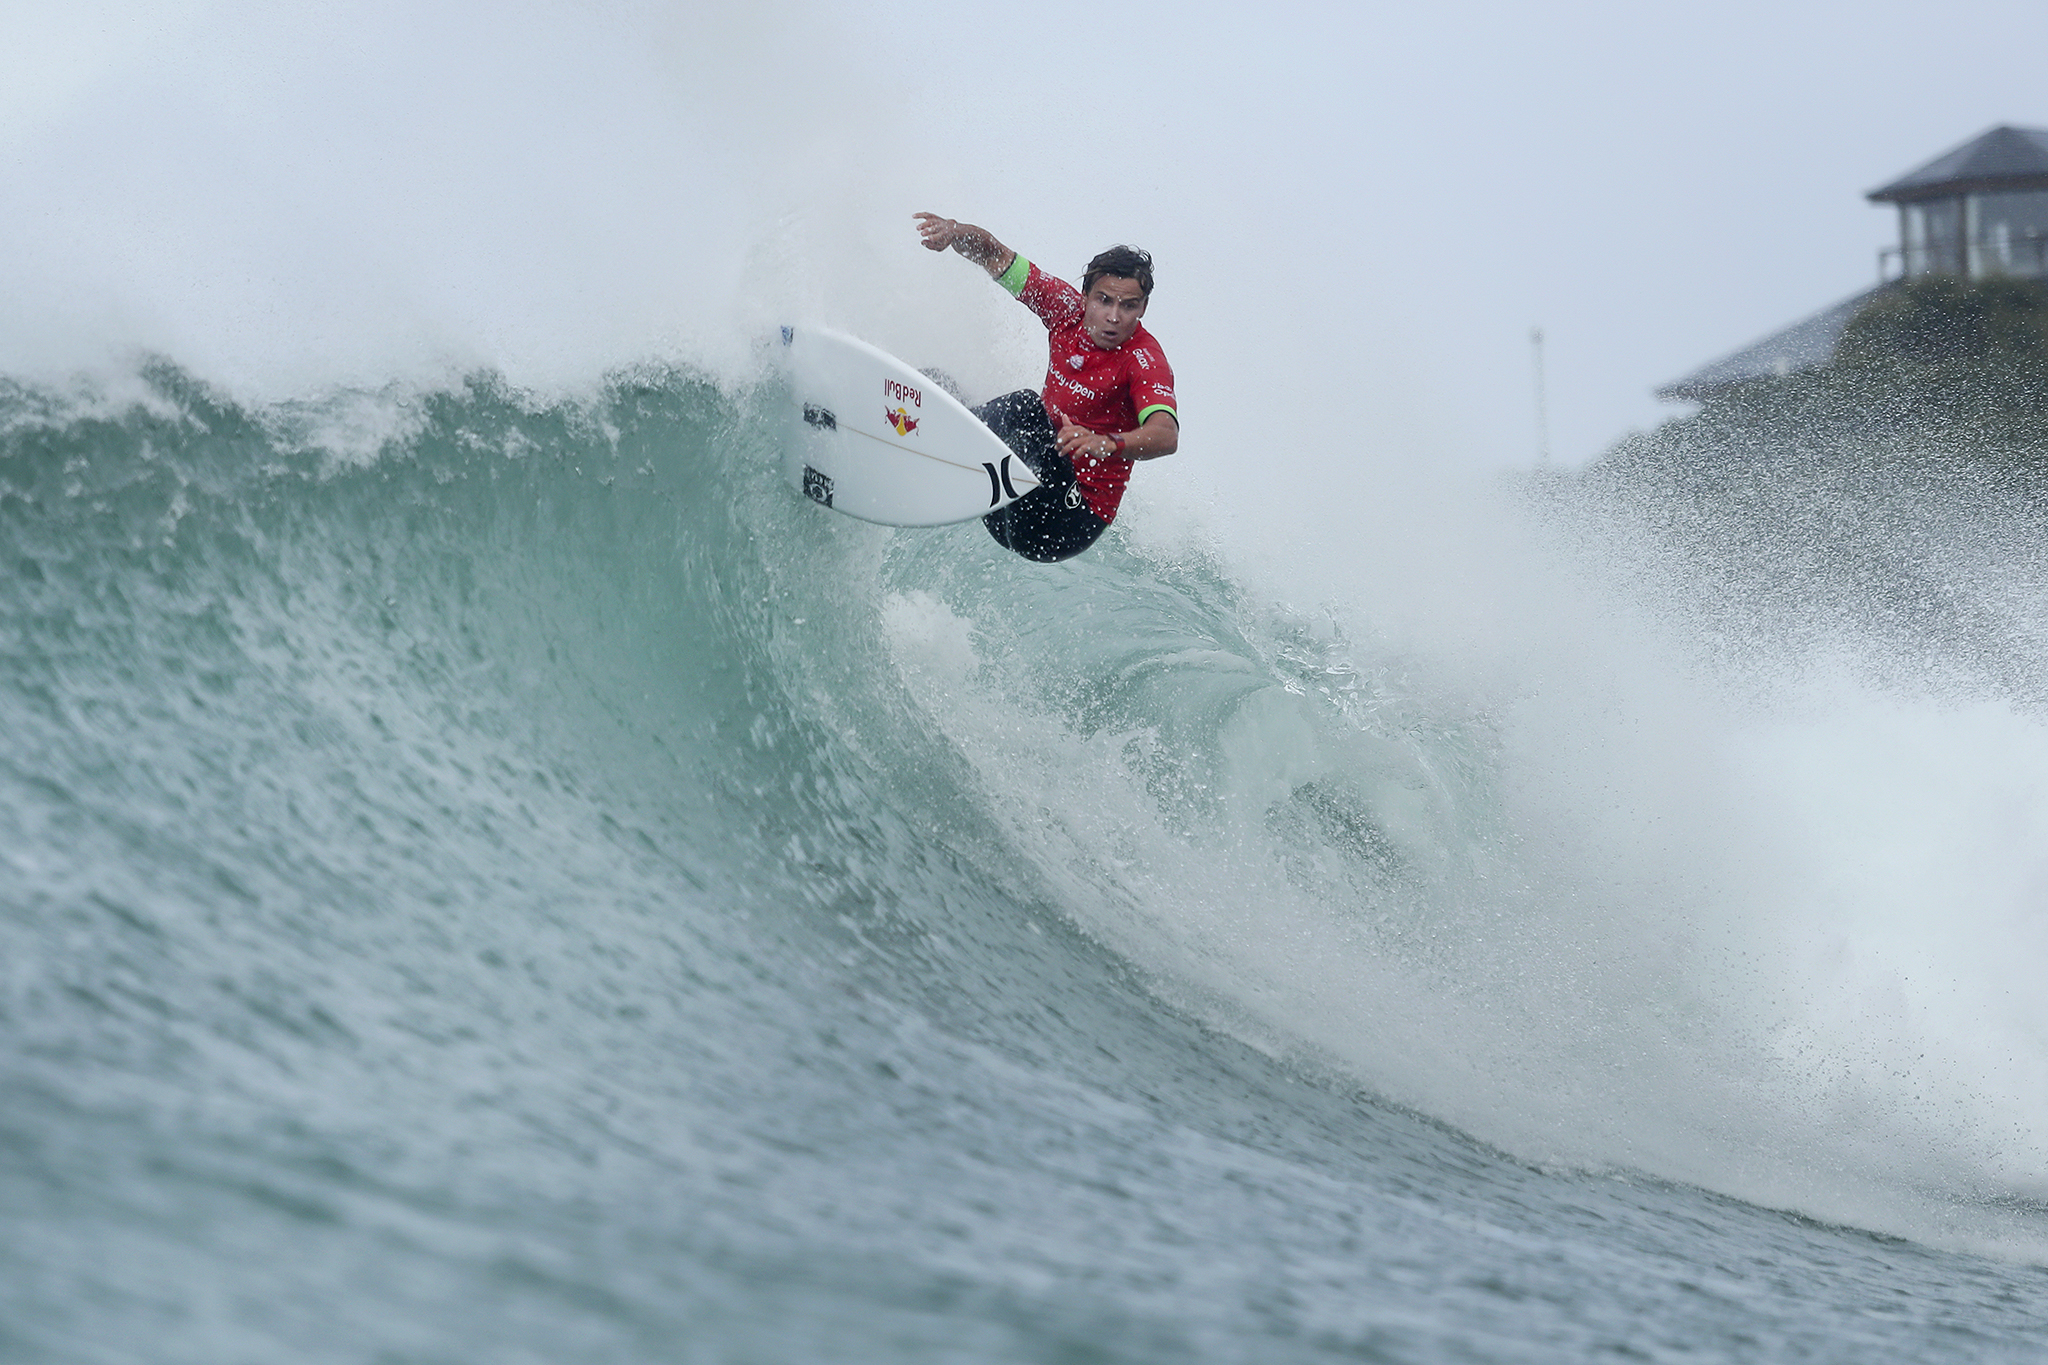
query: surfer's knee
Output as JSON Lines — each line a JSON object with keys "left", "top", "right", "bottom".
{"left": 981, "top": 494, "right": 1106, "bottom": 563}
{"left": 973, "top": 390, "right": 1057, "bottom": 469}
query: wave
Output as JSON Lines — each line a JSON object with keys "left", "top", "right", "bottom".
{"left": 2, "top": 357, "right": 2045, "bottom": 1286}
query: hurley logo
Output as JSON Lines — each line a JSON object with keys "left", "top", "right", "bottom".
{"left": 1067, "top": 355, "right": 1085, "bottom": 370}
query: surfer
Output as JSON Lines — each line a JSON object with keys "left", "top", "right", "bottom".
{"left": 914, "top": 213, "right": 1179, "bottom": 562}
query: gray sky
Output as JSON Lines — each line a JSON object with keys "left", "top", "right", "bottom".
{"left": 3, "top": 0, "right": 2045, "bottom": 470}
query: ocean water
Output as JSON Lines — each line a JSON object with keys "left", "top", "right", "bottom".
{"left": 3, "top": 360, "right": 2047, "bottom": 1363}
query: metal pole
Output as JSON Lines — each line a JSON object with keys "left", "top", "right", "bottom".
{"left": 1964, "top": 193, "right": 1978, "bottom": 278}
{"left": 1530, "top": 327, "right": 1551, "bottom": 464}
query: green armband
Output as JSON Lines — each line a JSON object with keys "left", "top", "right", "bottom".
{"left": 996, "top": 254, "right": 1030, "bottom": 296}
{"left": 1137, "top": 404, "right": 1177, "bottom": 426}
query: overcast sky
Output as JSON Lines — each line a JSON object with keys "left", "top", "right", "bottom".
{"left": 2, "top": 0, "right": 2045, "bottom": 471}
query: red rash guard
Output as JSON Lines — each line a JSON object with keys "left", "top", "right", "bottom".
{"left": 998, "top": 256, "right": 1177, "bottom": 523}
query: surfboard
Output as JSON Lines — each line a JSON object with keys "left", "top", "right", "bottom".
{"left": 779, "top": 326, "right": 1041, "bottom": 527}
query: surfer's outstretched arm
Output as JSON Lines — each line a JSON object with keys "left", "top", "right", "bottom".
{"left": 914, "top": 213, "right": 1017, "bottom": 280}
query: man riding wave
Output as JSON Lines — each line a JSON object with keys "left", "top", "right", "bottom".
{"left": 914, "top": 213, "right": 1179, "bottom": 562}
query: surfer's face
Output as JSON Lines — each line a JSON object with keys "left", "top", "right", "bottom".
{"left": 1081, "top": 275, "right": 1148, "bottom": 350}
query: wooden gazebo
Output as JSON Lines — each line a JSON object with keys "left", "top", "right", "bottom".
{"left": 1867, "top": 125, "right": 2048, "bottom": 280}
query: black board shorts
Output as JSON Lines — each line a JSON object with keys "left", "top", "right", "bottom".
{"left": 972, "top": 390, "right": 1108, "bottom": 564}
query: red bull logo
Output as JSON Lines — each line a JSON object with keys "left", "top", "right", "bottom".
{"left": 885, "top": 405, "right": 920, "bottom": 436}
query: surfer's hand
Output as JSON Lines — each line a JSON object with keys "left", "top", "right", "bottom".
{"left": 915, "top": 214, "right": 1016, "bottom": 280}
{"left": 914, "top": 213, "right": 960, "bottom": 252}
{"left": 1055, "top": 420, "right": 1115, "bottom": 462}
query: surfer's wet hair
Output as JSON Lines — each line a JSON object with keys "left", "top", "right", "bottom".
{"left": 1083, "top": 245, "right": 1154, "bottom": 298}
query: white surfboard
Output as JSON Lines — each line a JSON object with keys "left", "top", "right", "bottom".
{"left": 779, "top": 326, "right": 1041, "bottom": 527}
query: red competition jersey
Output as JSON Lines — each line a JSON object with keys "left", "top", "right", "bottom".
{"left": 999, "top": 257, "right": 1177, "bottom": 522}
